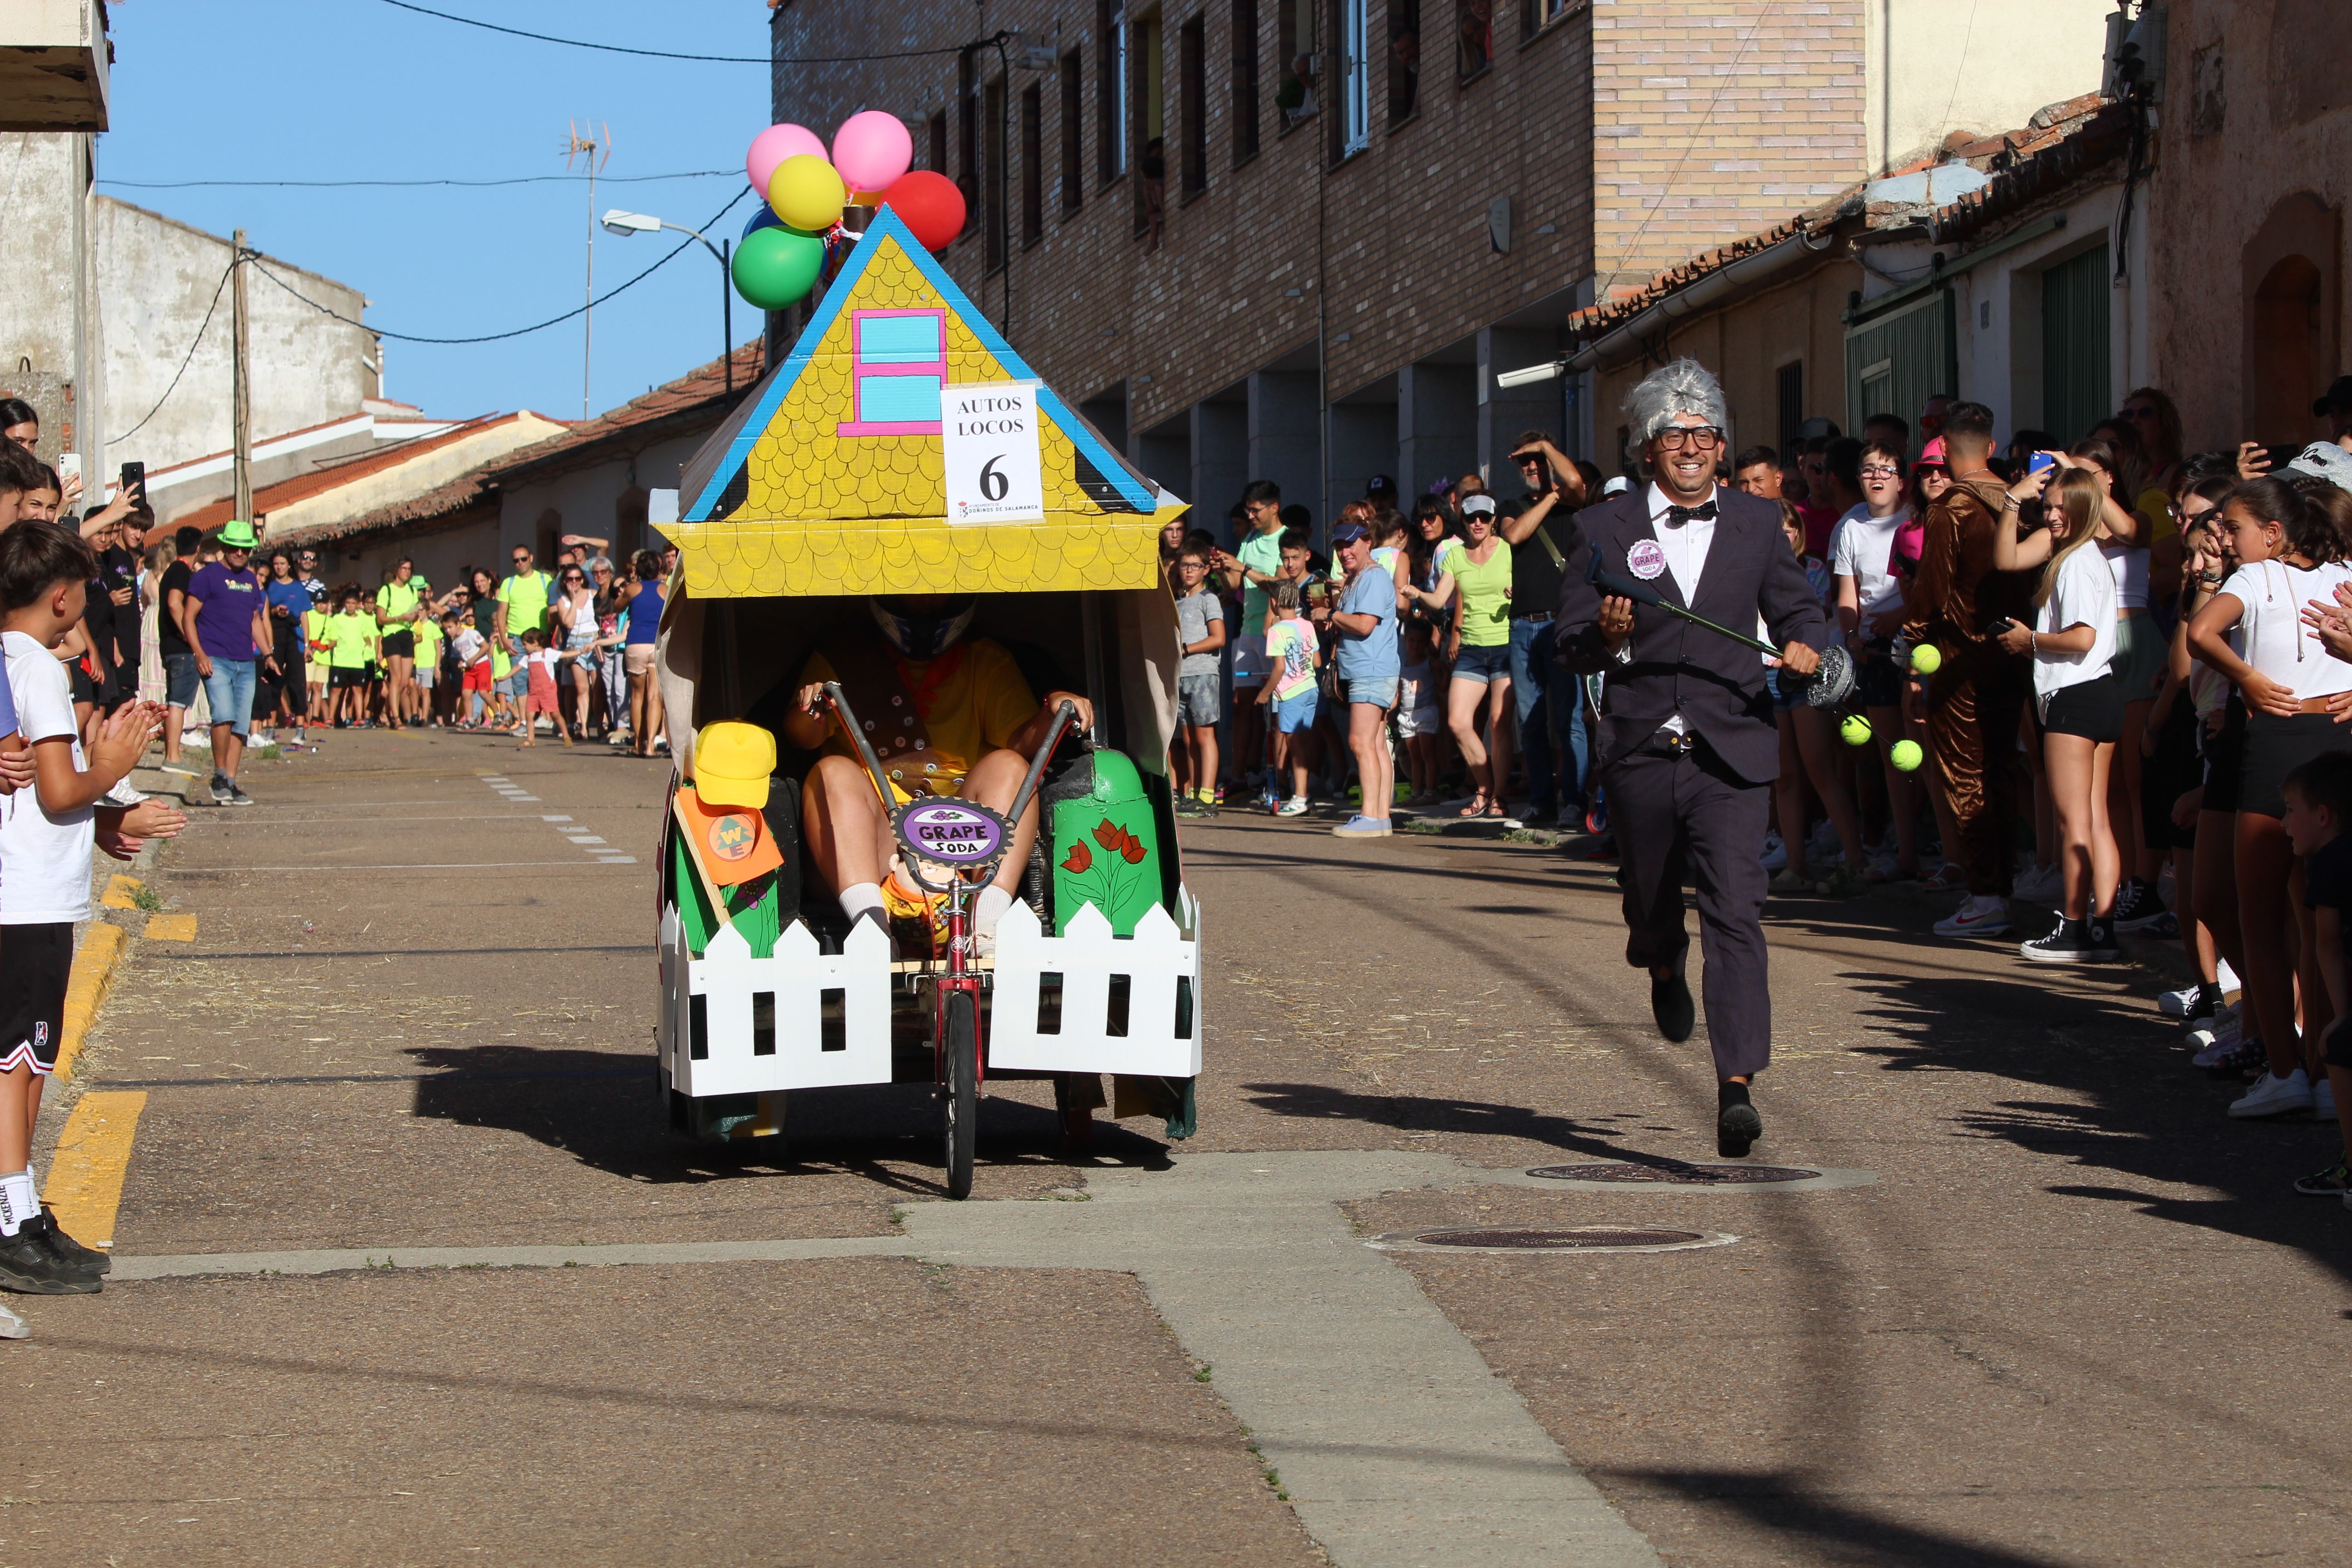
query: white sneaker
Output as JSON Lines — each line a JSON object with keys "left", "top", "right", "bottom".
{"left": 2186, "top": 1006, "right": 2240, "bottom": 1052}
{"left": 2230, "top": 1068, "right": 2315, "bottom": 1118}
{"left": 2191, "top": 1024, "right": 2248, "bottom": 1068}
{"left": 1760, "top": 832, "right": 1788, "bottom": 871}
{"left": 2316, "top": 1076, "right": 2338, "bottom": 1121}
{"left": 103, "top": 776, "right": 147, "bottom": 807}
{"left": 2158, "top": 982, "right": 2204, "bottom": 1018}
{"left": 1934, "top": 894, "right": 2012, "bottom": 938}
{"left": 0, "top": 1298, "right": 24, "bottom": 1339}
{"left": 2013, "top": 864, "right": 2062, "bottom": 906}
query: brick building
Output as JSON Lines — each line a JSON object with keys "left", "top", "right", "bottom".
{"left": 766, "top": 0, "right": 2097, "bottom": 521}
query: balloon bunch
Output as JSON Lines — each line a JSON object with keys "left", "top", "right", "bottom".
{"left": 730, "top": 112, "right": 970, "bottom": 312}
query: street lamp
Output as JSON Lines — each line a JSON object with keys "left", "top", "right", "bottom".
{"left": 601, "top": 208, "right": 737, "bottom": 394}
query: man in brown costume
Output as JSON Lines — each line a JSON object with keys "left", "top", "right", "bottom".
{"left": 1900, "top": 400, "right": 2034, "bottom": 939}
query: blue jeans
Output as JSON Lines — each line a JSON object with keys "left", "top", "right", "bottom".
{"left": 1509, "top": 618, "right": 1588, "bottom": 812}
{"left": 200, "top": 657, "right": 257, "bottom": 739}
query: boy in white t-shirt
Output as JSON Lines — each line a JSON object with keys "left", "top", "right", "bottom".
{"left": 0, "top": 521, "right": 183, "bottom": 1298}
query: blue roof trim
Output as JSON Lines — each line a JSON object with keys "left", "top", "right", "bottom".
{"left": 682, "top": 206, "right": 1159, "bottom": 522}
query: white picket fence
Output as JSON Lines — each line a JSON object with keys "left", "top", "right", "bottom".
{"left": 987, "top": 889, "right": 1203, "bottom": 1078}
{"left": 658, "top": 908, "right": 896, "bottom": 1096}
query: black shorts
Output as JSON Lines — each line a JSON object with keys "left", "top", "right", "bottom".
{"left": 2141, "top": 696, "right": 2202, "bottom": 849}
{"left": 69, "top": 661, "right": 96, "bottom": 704}
{"left": 2201, "top": 698, "right": 2246, "bottom": 815}
{"left": 329, "top": 666, "right": 369, "bottom": 690}
{"left": 2039, "top": 673, "right": 2124, "bottom": 743}
{"left": 382, "top": 631, "right": 416, "bottom": 660}
{"left": 2238, "top": 709, "right": 2347, "bottom": 819}
{"left": 0, "top": 923, "right": 74, "bottom": 1076}
{"left": 1855, "top": 645, "right": 1904, "bottom": 708}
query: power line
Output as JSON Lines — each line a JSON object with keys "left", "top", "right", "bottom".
{"left": 375, "top": 0, "right": 965, "bottom": 66}
{"left": 247, "top": 187, "right": 749, "bottom": 346}
{"left": 111, "top": 260, "right": 236, "bottom": 447}
{"left": 99, "top": 170, "right": 735, "bottom": 191}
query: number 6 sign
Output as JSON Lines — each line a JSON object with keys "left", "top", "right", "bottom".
{"left": 941, "top": 381, "right": 1046, "bottom": 523}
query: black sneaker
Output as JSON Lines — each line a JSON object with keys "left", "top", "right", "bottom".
{"left": 2020, "top": 920, "right": 2112, "bottom": 963}
{"left": 209, "top": 775, "right": 234, "bottom": 806}
{"left": 0, "top": 1229, "right": 101, "bottom": 1295}
{"left": 2084, "top": 916, "right": 2121, "bottom": 959}
{"left": 2110, "top": 879, "right": 2169, "bottom": 932}
{"left": 29, "top": 1210, "right": 108, "bottom": 1274}
{"left": 224, "top": 782, "right": 255, "bottom": 806}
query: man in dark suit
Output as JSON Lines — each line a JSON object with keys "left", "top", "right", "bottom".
{"left": 1556, "top": 359, "right": 1832, "bottom": 1157}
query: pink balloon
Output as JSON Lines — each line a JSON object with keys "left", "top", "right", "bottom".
{"left": 831, "top": 110, "right": 913, "bottom": 193}
{"left": 746, "top": 123, "right": 828, "bottom": 198}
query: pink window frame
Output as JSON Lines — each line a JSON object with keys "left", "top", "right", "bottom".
{"left": 834, "top": 307, "right": 947, "bottom": 436}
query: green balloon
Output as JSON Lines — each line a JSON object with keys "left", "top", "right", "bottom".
{"left": 731, "top": 225, "right": 823, "bottom": 310}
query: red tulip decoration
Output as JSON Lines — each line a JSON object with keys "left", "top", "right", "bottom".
{"left": 879, "top": 170, "right": 967, "bottom": 251}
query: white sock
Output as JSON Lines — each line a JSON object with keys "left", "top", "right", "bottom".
{"left": 974, "top": 884, "right": 1014, "bottom": 937}
{"left": 839, "top": 882, "right": 885, "bottom": 931}
{"left": 0, "top": 1171, "right": 36, "bottom": 1236}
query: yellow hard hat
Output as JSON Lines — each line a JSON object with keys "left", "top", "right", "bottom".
{"left": 694, "top": 721, "right": 775, "bottom": 809}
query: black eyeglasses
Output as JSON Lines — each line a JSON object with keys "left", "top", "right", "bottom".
{"left": 1654, "top": 426, "right": 1725, "bottom": 451}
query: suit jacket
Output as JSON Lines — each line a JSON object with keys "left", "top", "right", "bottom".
{"left": 1555, "top": 486, "right": 1832, "bottom": 785}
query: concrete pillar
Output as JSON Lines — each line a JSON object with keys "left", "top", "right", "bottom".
{"left": 1325, "top": 397, "right": 1398, "bottom": 518}
{"left": 1191, "top": 398, "right": 1249, "bottom": 535}
{"left": 1398, "top": 361, "right": 1476, "bottom": 503}
{"left": 1134, "top": 415, "right": 1191, "bottom": 499}
{"left": 1247, "top": 369, "right": 1322, "bottom": 527}
{"left": 1480, "top": 327, "right": 1561, "bottom": 486}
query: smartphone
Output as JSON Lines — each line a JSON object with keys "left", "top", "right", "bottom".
{"left": 56, "top": 452, "right": 82, "bottom": 493}
{"left": 1987, "top": 617, "right": 2019, "bottom": 636}
{"left": 118, "top": 461, "right": 150, "bottom": 518}
{"left": 2026, "top": 452, "right": 2058, "bottom": 477}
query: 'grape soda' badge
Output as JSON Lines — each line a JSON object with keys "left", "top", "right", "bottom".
{"left": 895, "top": 799, "right": 1006, "bottom": 866}
{"left": 1627, "top": 539, "right": 1667, "bottom": 580}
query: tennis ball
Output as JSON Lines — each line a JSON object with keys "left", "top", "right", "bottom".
{"left": 1890, "top": 739, "right": 1925, "bottom": 772}
{"left": 1910, "top": 643, "right": 1943, "bottom": 675}
{"left": 1840, "top": 714, "right": 1873, "bottom": 747}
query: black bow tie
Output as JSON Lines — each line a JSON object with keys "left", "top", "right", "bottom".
{"left": 1662, "top": 501, "right": 1718, "bottom": 526}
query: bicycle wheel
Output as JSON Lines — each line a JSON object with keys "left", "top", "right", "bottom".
{"left": 942, "top": 989, "right": 978, "bottom": 1200}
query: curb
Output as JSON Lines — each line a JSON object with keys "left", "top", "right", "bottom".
{"left": 54, "top": 920, "right": 127, "bottom": 1083}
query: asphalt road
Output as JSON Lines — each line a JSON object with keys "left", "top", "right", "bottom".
{"left": 9, "top": 729, "right": 2348, "bottom": 1567}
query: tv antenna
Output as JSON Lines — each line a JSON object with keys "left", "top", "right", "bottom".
{"left": 564, "top": 120, "right": 613, "bottom": 420}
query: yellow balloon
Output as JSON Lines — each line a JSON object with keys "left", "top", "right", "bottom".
{"left": 768, "top": 153, "right": 847, "bottom": 232}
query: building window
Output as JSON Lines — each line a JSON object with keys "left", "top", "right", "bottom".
{"left": 1098, "top": 1, "right": 1128, "bottom": 181}
{"left": 1388, "top": 0, "right": 1420, "bottom": 125}
{"left": 1457, "top": 0, "right": 1492, "bottom": 80}
{"left": 2042, "top": 245, "right": 2113, "bottom": 445}
{"left": 1179, "top": 15, "right": 1207, "bottom": 197}
{"left": 1020, "top": 83, "right": 1044, "bottom": 244}
{"left": 1524, "top": 0, "right": 1570, "bottom": 33}
{"left": 836, "top": 310, "right": 946, "bottom": 436}
{"left": 1776, "top": 361, "right": 1803, "bottom": 464}
{"left": 926, "top": 110, "right": 948, "bottom": 172}
{"left": 1232, "top": 0, "right": 1261, "bottom": 162}
{"left": 1060, "top": 49, "right": 1084, "bottom": 211}
{"left": 1277, "top": 0, "right": 1318, "bottom": 125}
{"left": 1338, "top": 0, "right": 1369, "bottom": 153}
{"left": 1133, "top": 9, "right": 1164, "bottom": 240}
{"left": 985, "top": 75, "right": 1008, "bottom": 271}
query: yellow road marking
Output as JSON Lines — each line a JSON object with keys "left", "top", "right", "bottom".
{"left": 100, "top": 875, "right": 145, "bottom": 910}
{"left": 53, "top": 921, "right": 126, "bottom": 1082}
{"left": 43, "top": 1092, "right": 147, "bottom": 1250}
{"left": 144, "top": 912, "right": 198, "bottom": 941}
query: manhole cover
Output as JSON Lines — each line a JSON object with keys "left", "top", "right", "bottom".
{"left": 1370, "top": 1225, "right": 1737, "bottom": 1255}
{"left": 1527, "top": 1161, "right": 1823, "bottom": 1186}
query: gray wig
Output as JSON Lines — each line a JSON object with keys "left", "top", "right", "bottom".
{"left": 1622, "top": 358, "right": 1730, "bottom": 445}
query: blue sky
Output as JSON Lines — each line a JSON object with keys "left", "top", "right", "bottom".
{"left": 102, "top": 0, "right": 779, "bottom": 422}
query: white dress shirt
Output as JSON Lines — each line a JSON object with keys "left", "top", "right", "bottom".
{"left": 1645, "top": 483, "right": 1720, "bottom": 737}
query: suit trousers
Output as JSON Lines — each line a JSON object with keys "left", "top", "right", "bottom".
{"left": 1606, "top": 737, "right": 1774, "bottom": 1080}
{"left": 1926, "top": 651, "right": 2027, "bottom": 897}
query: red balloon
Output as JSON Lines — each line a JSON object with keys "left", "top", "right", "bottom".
{"left": 879, "top": 171, "right": 966, "bottom": 251}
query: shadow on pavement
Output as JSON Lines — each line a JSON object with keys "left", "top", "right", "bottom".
{"left": 1607, "top": 1469, "right": 2073, "bottom": 1568}
{"left": 1240, "top": 1080, "right": 1692, "bottom": 1161}
{"left": 402, "top": 1044, "right": 1165, "bottom": 1191}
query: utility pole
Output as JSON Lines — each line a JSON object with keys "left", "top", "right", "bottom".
{"left": 231, "top": 226, "right": 252, "bottom": 525}
{"left": 565, "top": 121, "right": 612, "bottom": 421}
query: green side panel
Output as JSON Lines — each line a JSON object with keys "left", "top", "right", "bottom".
{"left": 1049, "top": 750, "right": 1165, "bottom": 936}
{"left": 671, "top": 830, "right": 720, "bottom": 954}
{"left": 2041, "top": 245, "right": 2112, "bottom": 446}
{"left": 724, "top": 879, "right": 783, "bottom": 959}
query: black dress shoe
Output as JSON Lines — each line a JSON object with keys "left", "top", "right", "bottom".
{"left": 1718, "top": 1100, "right": 1763, "bottom": 1158}
{"left": 1651, "top": 971, "right": 1695, "bottom": 1042}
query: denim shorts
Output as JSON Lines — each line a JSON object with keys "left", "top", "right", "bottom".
{"left": 1450, "top": 641, "right": 1512, "bottom": 685}
{"left": 1177, "top": 672, "right": 1222, "bottom": 727}
{"left": 1348, "top": 676, "right": 1400, "bottom": 709}
{"left": 200, "top": 657, "right": 257, "bottom": 738}
{"left": 163, "top": 651, "right": 200, "bottom": 708}
{"left": 1272, "top": 686, "right": 1319, "bottom": 733}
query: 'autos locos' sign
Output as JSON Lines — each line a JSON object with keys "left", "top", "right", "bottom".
{"left": 941, "top": 381, "right": 1046, "bottom": 523}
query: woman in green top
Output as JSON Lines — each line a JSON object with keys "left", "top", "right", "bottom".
{"left": 1441, "top": 498, "right": 1515, "bottom": 818}
{"left": 375, "top": 559, "right": 426, "bottom": 730}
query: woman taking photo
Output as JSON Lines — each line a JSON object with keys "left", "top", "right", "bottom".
{"left": 1996, "top": 464, "right": 2122, "bottom": 962}
{"left": 2187, "top": 476, "right": 2352, "bottom": 1117}
{"left": 553, "top": 563, "right": 602, "bottom": 739}
{"left": 1438, "top": 495, "right": 1513, "bottom": 818}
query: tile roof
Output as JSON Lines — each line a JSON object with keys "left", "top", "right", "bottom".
{"left": 1567, "top": 187, "right": 1863, "bottom": 341}
{"left": 175, "top": 413, "right": 523, "bottom": 534}
{"left": 1923, "top": 98, "right": 2136, "bottom": 245}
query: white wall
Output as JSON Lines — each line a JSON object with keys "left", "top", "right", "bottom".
{"left": 1864, "top": 0, "right": 2112, "bottom": 175}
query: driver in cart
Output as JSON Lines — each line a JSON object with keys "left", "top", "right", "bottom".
{"left": 787, "top": 593, "right": 1094, "bottom": 957}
